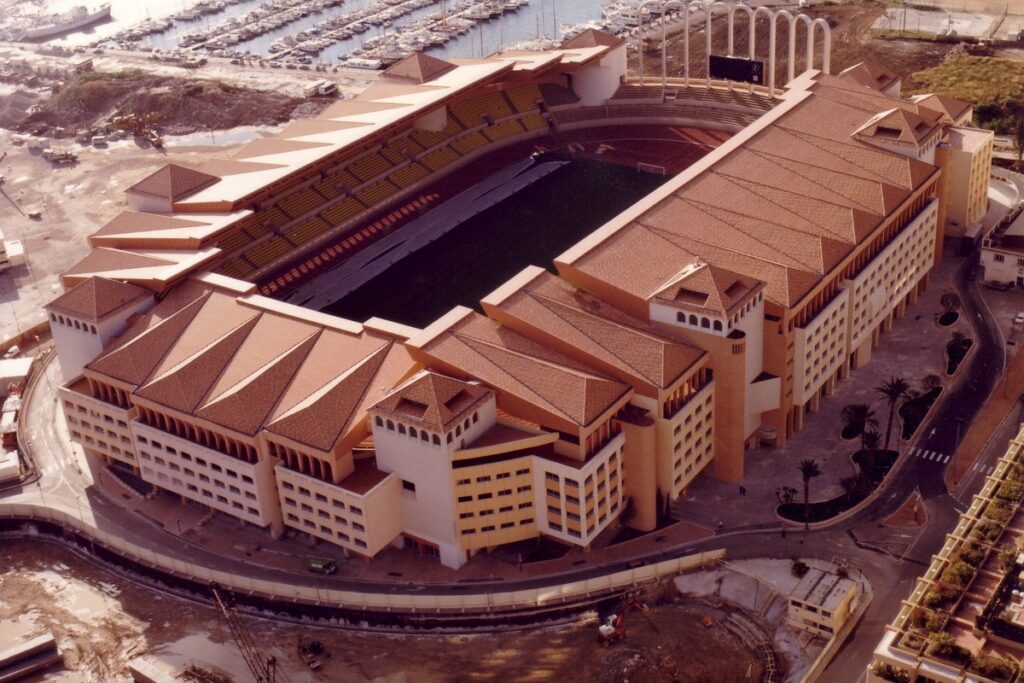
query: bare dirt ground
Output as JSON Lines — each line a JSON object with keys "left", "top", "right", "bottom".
{"left": 1, "top": 539, "right": 766, "bottom": 683}
{"left": 0, "top": 129, "right": 260, "bottom": 343}
{"left": 0, "top": 43, "right": 375, "bottom": 137}
{"left": 637, "top": 2, "right": 954, "bottom": 82}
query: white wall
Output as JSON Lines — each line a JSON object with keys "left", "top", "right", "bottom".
{"left": 49, "top": 294, "right": 152, "bottom": 380}
{"left": 372, "top": 399, "right": 497, "bottom": 569}
{"left": 571, "top": 45, "right": 627, "bottom": 107}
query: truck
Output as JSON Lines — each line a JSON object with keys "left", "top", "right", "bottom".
{"left": 304, "top": 80, "right": 338, "bottom": 98}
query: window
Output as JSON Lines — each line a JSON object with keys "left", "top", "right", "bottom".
{"left": 477, "top": 492, "right": 492, "bottom": 500}
{"left": 282, "top": 481, "right": 294, "bottom": 491}
{"left": 349, "top": 506, "right": 362, "bottom": 515}
{"left": 995, "top": 254, "right": 1005, "bottom": 262}
{"left": 520, "top": 518, "right": 534, "bottom": 525}
{"left": 456, "top": 478, "right": 470, "bottom": 485}
{"left": 476, "top": 475, "right": 491, "bottom": 483}
{"left": 515, "top": 468, "right": 530, "bottom": 476}
{"left": 402, "top": 480, "right": 416, "bottom": 493}
{"left": 298, "top": 487, "right": 311, "bottom": 497}
{"left": 481, "top": 525, "right": 495, "bottom": 532}
{"left": 499, "top": 505, "right": 513, "bottom": 513}
{"left": 496, "top": 472, "right": 510, "bottom": 479}
{"left": 458, "top": 495, "right": 472, "bottom": 503}
{"left": 315, "top": 493, "right": 327, "bottom": 503}
{"left": 459, "top": 512, "right": 474, "bottom": 519}
{"left": 517, "top": 485, "right": 532, "bottom": 493}
{"left": 332, "top": 500, "right": 344, "bottom": 509}
{"left": 518, "top": 502, "right": 532, "bottom": 509}
{"left": 545, "top": 472, "right": 559, "bottom": 482}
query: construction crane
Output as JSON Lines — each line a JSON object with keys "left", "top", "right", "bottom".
{"left": 211, "top": 586, "right": 285, "bottom": 683}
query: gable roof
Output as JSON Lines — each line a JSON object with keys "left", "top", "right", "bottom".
{"left": 126, "top": 164, "right": 219, "bottom": 202}
{"left": 560, "top": 28, "right": 624, "bottom": 49}
{"left": 384, "top": 53, "right": 457, "bottom": 83}
{"left": 47, "top": 276, "right": 151, "bottom": 322}
{"left": 374, "top": 371, "right": 490, "bottom": 429}
{"left": 413, "top": 310, "right": 631, "bottom": 430}
{"left": 837, "top": 61, "right": 900, "bottom": 93}
{"left": 485, "top": 268, "right": 704, "bottom": 395}
{"left": 653, "top": 262, "right": 761, "bottom": 314}
{"left": 911, "top": 93, "right": 972, "bottom": 124}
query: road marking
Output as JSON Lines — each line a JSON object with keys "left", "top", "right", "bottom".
{"left": 941, "top": 454, "right": 951, "bottom": 464}
{"left": 988, "top": 466, "right": 996, "bottom": 475}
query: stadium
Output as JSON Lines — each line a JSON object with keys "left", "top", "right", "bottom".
{"left": 46, "top": 18, "right": 993, "bottom": 569}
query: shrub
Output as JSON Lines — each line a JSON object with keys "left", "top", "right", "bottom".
{"left": 923, "top": 586, "right": 960, "bottom": 609}
{"left": 996, "top": 481, "right": 1024, "bottom": 502}
{"left": 956, "top": 542, "right": 986, "bottom": 567}
{"left": 791, "top": 560, "right": 810, "bottom": 578}
{"left": 871, "top": 661, "right": 911, "bottom": 683}
{"left": 985, "top": 499, "right": 1013, "bottom": 524}
{"left": 924, "top": 611, "right": 947, "bottom": 633}
{"left": 973, "top": 520, "right": 1003, "bottom": 542}
{"left": 926, "top": 631, "right": 971, "bottom": 664}
{"left": 941, "top": 560, "right": 976, "bottom": 588}
{"left": 971, "top": 653, "right": 1016, "bottom": 681}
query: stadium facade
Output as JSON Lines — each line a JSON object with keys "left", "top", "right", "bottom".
{"left": 47, "top": 32, "right": 993, "bottom": 568}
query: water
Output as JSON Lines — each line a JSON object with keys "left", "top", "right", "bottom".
{"left": 42, "top": 0, "right": 607, "bottom": 60}
{"left": 324, "top": 158, "right": 667, "bottom": 328}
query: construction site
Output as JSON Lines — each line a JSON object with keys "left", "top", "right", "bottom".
{"left": 0, "top": 538, "right": 781, "bottom": 683}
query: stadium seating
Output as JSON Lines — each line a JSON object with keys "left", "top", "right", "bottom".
{"left": 411, "top": 118, "right": 465, "bottom": 150}
{"left": 348, "top": 152, "right": 395, "bottom": 183}
{"left": 260, "top": 205, "right": 290, "bottom": 230}
{"left": 321, "top": 197, "right": 365, "bottom": 226}
{"left": 278, "top": 188, "right": 326, "bottom": 220}
{"left": 246, "top": 235, "right": 293, "bottom": 268}
{"left": 217, "top": 257, "right": 256, "bottom": 280}
{"left": 610, "top": 84, "right": 664, "bottom": 101}
{"left": 451, "top": 131, "right": 489, "bottom": 156}
{"left": 285, "top": 216, "right": 331, "bottom": 245}
{"left": 356, "top": 180, "right": 398, "bottom": 207}
{"left": 420, "top": 145, "right": 460, "bottom": 172}
{"left": 216, "top": 229, "right": 253, "bottom": 254}
{"left": 504, "top": 85, "right": 543, "bottom": 114}
{"left": 388, "top": 163, "right": 430, "bottom": 189}
{"left": 538, "top": 83, "right": 580, "bottom": 108}
{"left": 521, "top": 114, "right": 549, "bottom": 132}
{"left": 381, "top": 137, "right": 423, "bottom": 165}
{"left": 449, "top": 91, "right": 514, "bottom": 128}
{"left": 483, "top": 120, "right": 526, "bottom": 143}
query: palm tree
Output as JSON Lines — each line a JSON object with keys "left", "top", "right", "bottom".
{"left": 860, "top": 429, "right": 881, "bottom": 452}
{"left": 799, "top": 459, "right": 822, "bottom": 531}
{"left": 840, "top": 403, "right": 878, "bottom": 439}
{"left": 877, "top": 377, "right": 911, "bottom": 451}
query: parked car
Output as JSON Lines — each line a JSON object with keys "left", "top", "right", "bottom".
{"left": 1014, "top": 312, "right": 1024, "bottom": 326}
{"left": 985, "top": 281, "right": 1011, "bottom": 291}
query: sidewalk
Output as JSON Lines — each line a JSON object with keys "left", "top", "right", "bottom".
{"left": 674, "top": 256, "right": 966, "bottom": 530}
{"left": 945, "top": 339, "right": 1024, "bottom": 491}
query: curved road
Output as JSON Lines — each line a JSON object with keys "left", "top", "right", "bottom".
{"left": 2, "top": 252, "right": 1010, "bottom": 678}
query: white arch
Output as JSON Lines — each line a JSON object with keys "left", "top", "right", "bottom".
{"left": 704, "top": 1, "right": 730, "bottom": 87}
{"left": 728, "top": 3, "right": 756, "bottom": 59}
{"left": 812, "top": 17, "right": 831, "bottom": 74}
{"left": 751, "top": 6, "right": 777, "bottom": 93}
{"left": 659, "top": 0, "right": 687, "bottom": 87}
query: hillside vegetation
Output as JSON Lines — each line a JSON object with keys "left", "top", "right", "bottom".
{"left": 907, "top": 55, "right": 1024, "bottom": 133}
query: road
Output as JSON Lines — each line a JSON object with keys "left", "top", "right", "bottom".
{"left": 0, "top": 251, "right": 1011, "bottom": 680}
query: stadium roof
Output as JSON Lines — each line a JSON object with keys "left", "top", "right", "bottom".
{"left": 557, "top": 74, "right": 941, "bottom": 312}
{"left": 86, "top": 281, "right": 417, "bottom": 449}
{"left": 484, "top": 267, "right": 705, "bottom": 397}
{"left": 45, "top": 276, "right": 150, "bottom": 322}
{"left": 409, "top": 307, "right": 631, "bottom": 432}
{"left": 126, "top": 164, "right": 220, "bottom": 202}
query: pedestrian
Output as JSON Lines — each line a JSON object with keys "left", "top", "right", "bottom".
{"left": 739, "top": 486, "right": 746, "bottom": 496}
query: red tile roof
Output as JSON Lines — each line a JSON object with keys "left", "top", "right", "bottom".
{"left": 126, "top": 164, "right": 219, "bottom": 202}
{"left": 46, "top": 276, "right": 151, "bottom": 322}
{"left": 375, "top": 371, "right": 490, "bottom": 429}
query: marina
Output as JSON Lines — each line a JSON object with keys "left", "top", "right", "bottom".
{"left": 7, "top": 0, "right": 685, "bottom": 70}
